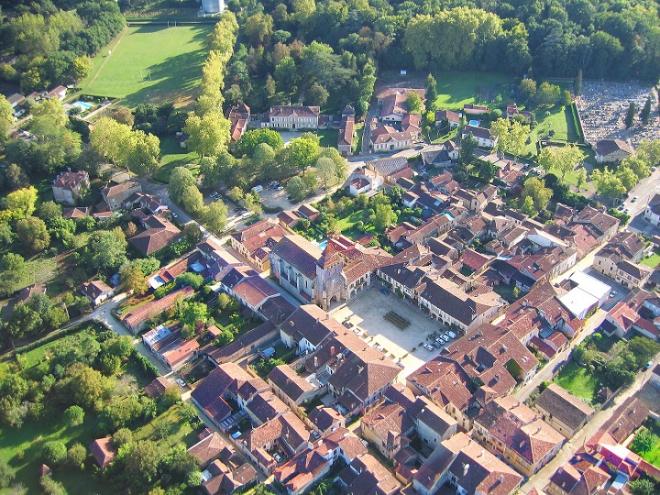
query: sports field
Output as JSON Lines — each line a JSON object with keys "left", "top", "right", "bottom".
{"left": 81, "top": 24, "right": 212, "bottom": 107}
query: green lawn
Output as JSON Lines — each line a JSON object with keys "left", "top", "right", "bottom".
{"left": 153, "top": 136, "right": 199, "bottom": 183}
{"left": 134, "top": 404, "right": 196, "bottom": 449}
{"left": 630, "top": 427, "right": 660, "bottom": 467}
{"left": 524, "top": 105, "right": 581, "bottom": 155}
{"left": 641, "top": 252, "right": 660, "bottom": 269}
{"left": 430, "top": 71, "right": 513, "bottom": 110}
{"left": 554, "top": 361, "right": 599, "bottom": 404}
{"left": 315, "top": 129, "right": 339, "bottom": 148}
{"left": 81, "top": 24, "right": 212, "bottom": 107}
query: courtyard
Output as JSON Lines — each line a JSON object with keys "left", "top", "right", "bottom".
{"left": 331, "top": 286, "right": 448, "bottom": 377}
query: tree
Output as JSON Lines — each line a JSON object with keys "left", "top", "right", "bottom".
{"left": 521, "top": 195, "right": 536, "bottom": 216}
{"left": 66, "top": 443, "right": 87, "bottom": 470}
{"left": 374, "top": 203, "right": 397, "bottom": 232}
{"left": 180, "top": 185, "right": 204, "bottom": 216}
{"left": 286, "top": 176, "right": 308, "bottom": 202}
{"left": 625, "top": 101, "right": 637, "bottom": 128}
{"left": 120, "top": 263, "right": 148, "bottom": 295}
{"left": 0, "top": 458, "right": 13, "bottom": 488}
{"left": 63, "top": 405, "right": 85, "bottom": 427}
{"left": 521, "top": 177, "right": 552, "bottom": 214}
{"left": 277, "top": 134, "right": 321, "bottom": 176}
{"left": 460, "top": 135, "right": 477, "bottom": 165}
{"left": 316, "top": 157, "right": 339, "bottom": 189}
{"left": 519, "top": 78, "right": 537, "bottom": 102}
{"left": 168, "top": 167, "right": 197, "bottom": 204}
{"left": 16, "top": 216, "right": 50, "bottom": 253}
{"left": 217, "top": 293, "right": 235, "bottom": 311}
{"left": 234, "top": 129, "right": 283, "bottom": 157}
{"left": 120, "top": 440, "right": 162, "bottom": 492}
{"left": 536, "top": 82, "right": 561, "bottom": 106}
{"left": 591, "top": 168, "right": 626, "bottom": 200}
{"left": 4, "top": 186, "right": 38, "bottom": 219}
{"left": 202, "top": 200, "right": 229, "bottom": 234}
{"left": 72, "top": 56, "right": 92, "bottom": 81}
{"left": 629, "top": 479, "right": 655, "bottom": 495}
{"left": 0, "top": 94, "right": 14, "bottom": 143}
{"left": 575, "top": 168, "right": 587, "bottom": 191}
{"left": 244, "top": 193, "right": 262, "bottom": 215}
{"left": 630, "top": 427, "right": 654, "bottom": 453}
{"left": 43, "top": 441, "right": 67, "bottom": 466}
{"left": 83, "top": 229, "right": 128, "bottom": 273}
{"left": 640, "top": 96, "right": 652, "bottom": 125}
{"left": 537, "top": 145, "right": 583, "bottom": 182}
{"left": 406, "top": 92, "right": 423, "bottom": 114}
{"left": 490, "top": 118, "right": 529, "bottom": 158}
{"left": 178, "top": 301, "right": 208, "bottom": 336}
{"left": 176, "top": 272, "right": 204, "bottom": 290}
{"left": 41, "top": 475, "right": 67, "bottom": 495}
{"left": 425, "top": 74, "right": 438, "bottom": 107}
{"left": 27, "top": 99, "right": 81, "bottom": 173}
{"left": 305, "top": 83, "right": 329, "bottom": 107}
{"left": 184, "top": 111, "right": 230, "bottom": 158}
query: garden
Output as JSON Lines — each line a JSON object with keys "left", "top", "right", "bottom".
{"left": 630, "top": 420, "right": 660, "bottom": 468}
{"left": 554, "top": 333, "right": 659, "bottom": 404}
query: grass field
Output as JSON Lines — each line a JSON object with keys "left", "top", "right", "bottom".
{"left": 554, "top": 361, "right": 598, "bottom": 404}
{"left": 154, "top": 136, "right": 199, "bottom": 183}
{"left": 81, "top": 24, "right": 212, "bottom": 107}
{"left": 430, "top": 71, "right": 513, "bottom": 110}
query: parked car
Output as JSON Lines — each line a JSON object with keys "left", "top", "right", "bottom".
{"left": 424, "top": 343, "right": 434, "bottom": 351}
{"left": 447, "top": 331, "right": 456, "bottom": 339}
{"left": 251, "top": 185, "right": 264, "bottom": 194}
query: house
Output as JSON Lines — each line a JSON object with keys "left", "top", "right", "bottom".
{"left": 547, "top": 463, "right": 610, "bottom": 495}
{"left": 413, "top": 431, "right": 523, "bottom": 495}
{"left": 593, "top": 231, "right": 649, "bottom": 288}
{"left": 644, "top": 193, "right": 660, "bottom": 226}
{"left": 367, "top": 157, "right": 410, "bottom": 182}
{"left": 201, "top": 461, "right": 258, "bottom": 495}
{"left": 347, "top": 166, "right": 383, "bottom": 196}
{"left": 90, "top": 437, "right": 116, "bottom": 469}
{"left": 594, "top": 139, "right": 634, "bottom": 163}
{"left": 62, "top": 206, "right": 90, "bottom": 219}
{"left": 144, "top": 376, "right": 173, "bottom": 398}
{"left": 192, "top": 362, "right": 269, "bottom": 426}
{"left": 274, "top": 448, "right": 332, "bottom": 495}
{"left": 230, "top": 219, "right": 287, "bottom": 272}
{"left": 129, "top": 215, "right": 181, "bottom": 256}
{"left": 79, "top": 279, "right": 113, "bottom": 306}
{"left": 102, "top": 180, "right": 142, "bottom": 210}
{"left": 600, "top": 298, "right": 658, "bottom": 341}
{"left": 121, "top": 286, "right": 194, "bottom": 333}
{"left": 228, "top": 102, "right": 250, "bottom": 141}
{"left": 305, "top": 329, "right": 401, "bottom": 416}
{"left": 267, "top": 364, "right": 319, "bottom": 407}
{"left": 187, "top": 430, "right": 235, "bottom": 468}
{"left": 421, "top": 140, "right": 460, "bottom": 167}
{"left": 535, "top": 383, "right": 594, "bottom": 438}
{"left": 377, "top": 87, "right": 425, "bottom": 122}
{"left": 337, "top": 453, "right": 402, "bottom": 495}
{"left": 245, "top": 411, "right": 312, "bottom": 473}
{"left": 7, "top": 93, "right": 25, "bottom": 110}
{"left": 472, "top": 396, "right": 564, "bottom": 476}
{"left": 52, "top": 170, "right": 90, "bottom": 205}
{"left": 296, "top": 204, "right": 320, "bottom": 222}
{"left": 279, "top": 304, "right": 342, "bottom": 355}
{"left": 265, "top": 105, "right": 320, "bottom": 129}
{"left": 338, "top": 105, "right": 355, "bottom": 156}
{"left": 407, "top": 356, "right": 474, "bottom": 430}
{"left": 435, "top": 109, "right": 461, "bottom": 129}
{"left": 370, "top": 123, "right": 414, "bottom": 152}
{"left": 48, "top": 85, "right": 67, "bottom": 100}
{"left": 462, "top": 125, "right": 497, "bottom": 149}
{"left": 309, "top": 406, "right": 345, "bottom": 434}
{"left": 417, "top": 277, "right": 504, "bottom": 333}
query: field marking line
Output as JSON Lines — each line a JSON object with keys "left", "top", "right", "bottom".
{"left": 86, "top": 27, "right": 129, "bottom": 89}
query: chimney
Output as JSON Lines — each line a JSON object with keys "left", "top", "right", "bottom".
{"left": 463, "top": 463, "right": 470, "bottom": 477}
{"left": 314, "top": 356, "right": 318, "bottom": 368}
{"left": 330, "top": 346, "right": 336, "bottom": 357}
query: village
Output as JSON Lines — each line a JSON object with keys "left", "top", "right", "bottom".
{"left": 1, "top": 1, "right": 660, "bottom": 495}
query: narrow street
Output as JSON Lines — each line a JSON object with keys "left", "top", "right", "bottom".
{"left": 522, "top": 363, "right": 657, "bottom": 493}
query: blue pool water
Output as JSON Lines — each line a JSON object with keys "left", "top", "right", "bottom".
{"left": 468, "top": 119, "right": 481, "bottom": 127}
{"left": 72, "top": 101, "right": 94, "bottom": 111}
{"left": 318, "top": 239, "right": 328, "bottom": 250}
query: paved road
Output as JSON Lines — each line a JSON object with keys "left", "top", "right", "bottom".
{"left": 522, "top": 361, "right": 657, "bottom": 494}
{"left": 513, "top": 309, "right": 606, "bottom": 403}
{"left": 622, "top": 169, "right": 660, "bottom": 236}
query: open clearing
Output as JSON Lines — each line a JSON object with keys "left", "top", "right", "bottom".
{"left": 430, "top": 71, "right": 513, "bottom": 110}
{"left": 81, "top": 24, "right": 211, "bottom": 107}
{"left": 553, "top": 360, "right": 598, "bottom": 404}
{"left": 331, "top": 287, "right": 447, "bottom": 377}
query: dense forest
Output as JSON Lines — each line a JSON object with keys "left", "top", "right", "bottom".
{"left": 219, "top": 0, "right": 658, "bottom": 113}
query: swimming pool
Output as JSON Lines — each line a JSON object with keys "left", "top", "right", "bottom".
{"left": 318, "top": 239, "right": 328, "bottom": 250}
{"left": 72, "top": 100, "right": 94, "bottom": 112}
{"left": 468, "top": 119, "right": 481, "bottom": 127}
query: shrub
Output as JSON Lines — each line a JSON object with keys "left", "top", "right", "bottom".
{"left": 43, "top": 441, "right": 68, "bottom": 465}
{"left": 63, "top": 405, "right": 85, "bottom": 427}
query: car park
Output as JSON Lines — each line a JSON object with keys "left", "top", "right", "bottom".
{"left": 424, "top": 343, "right": 435, "bottom": 351}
